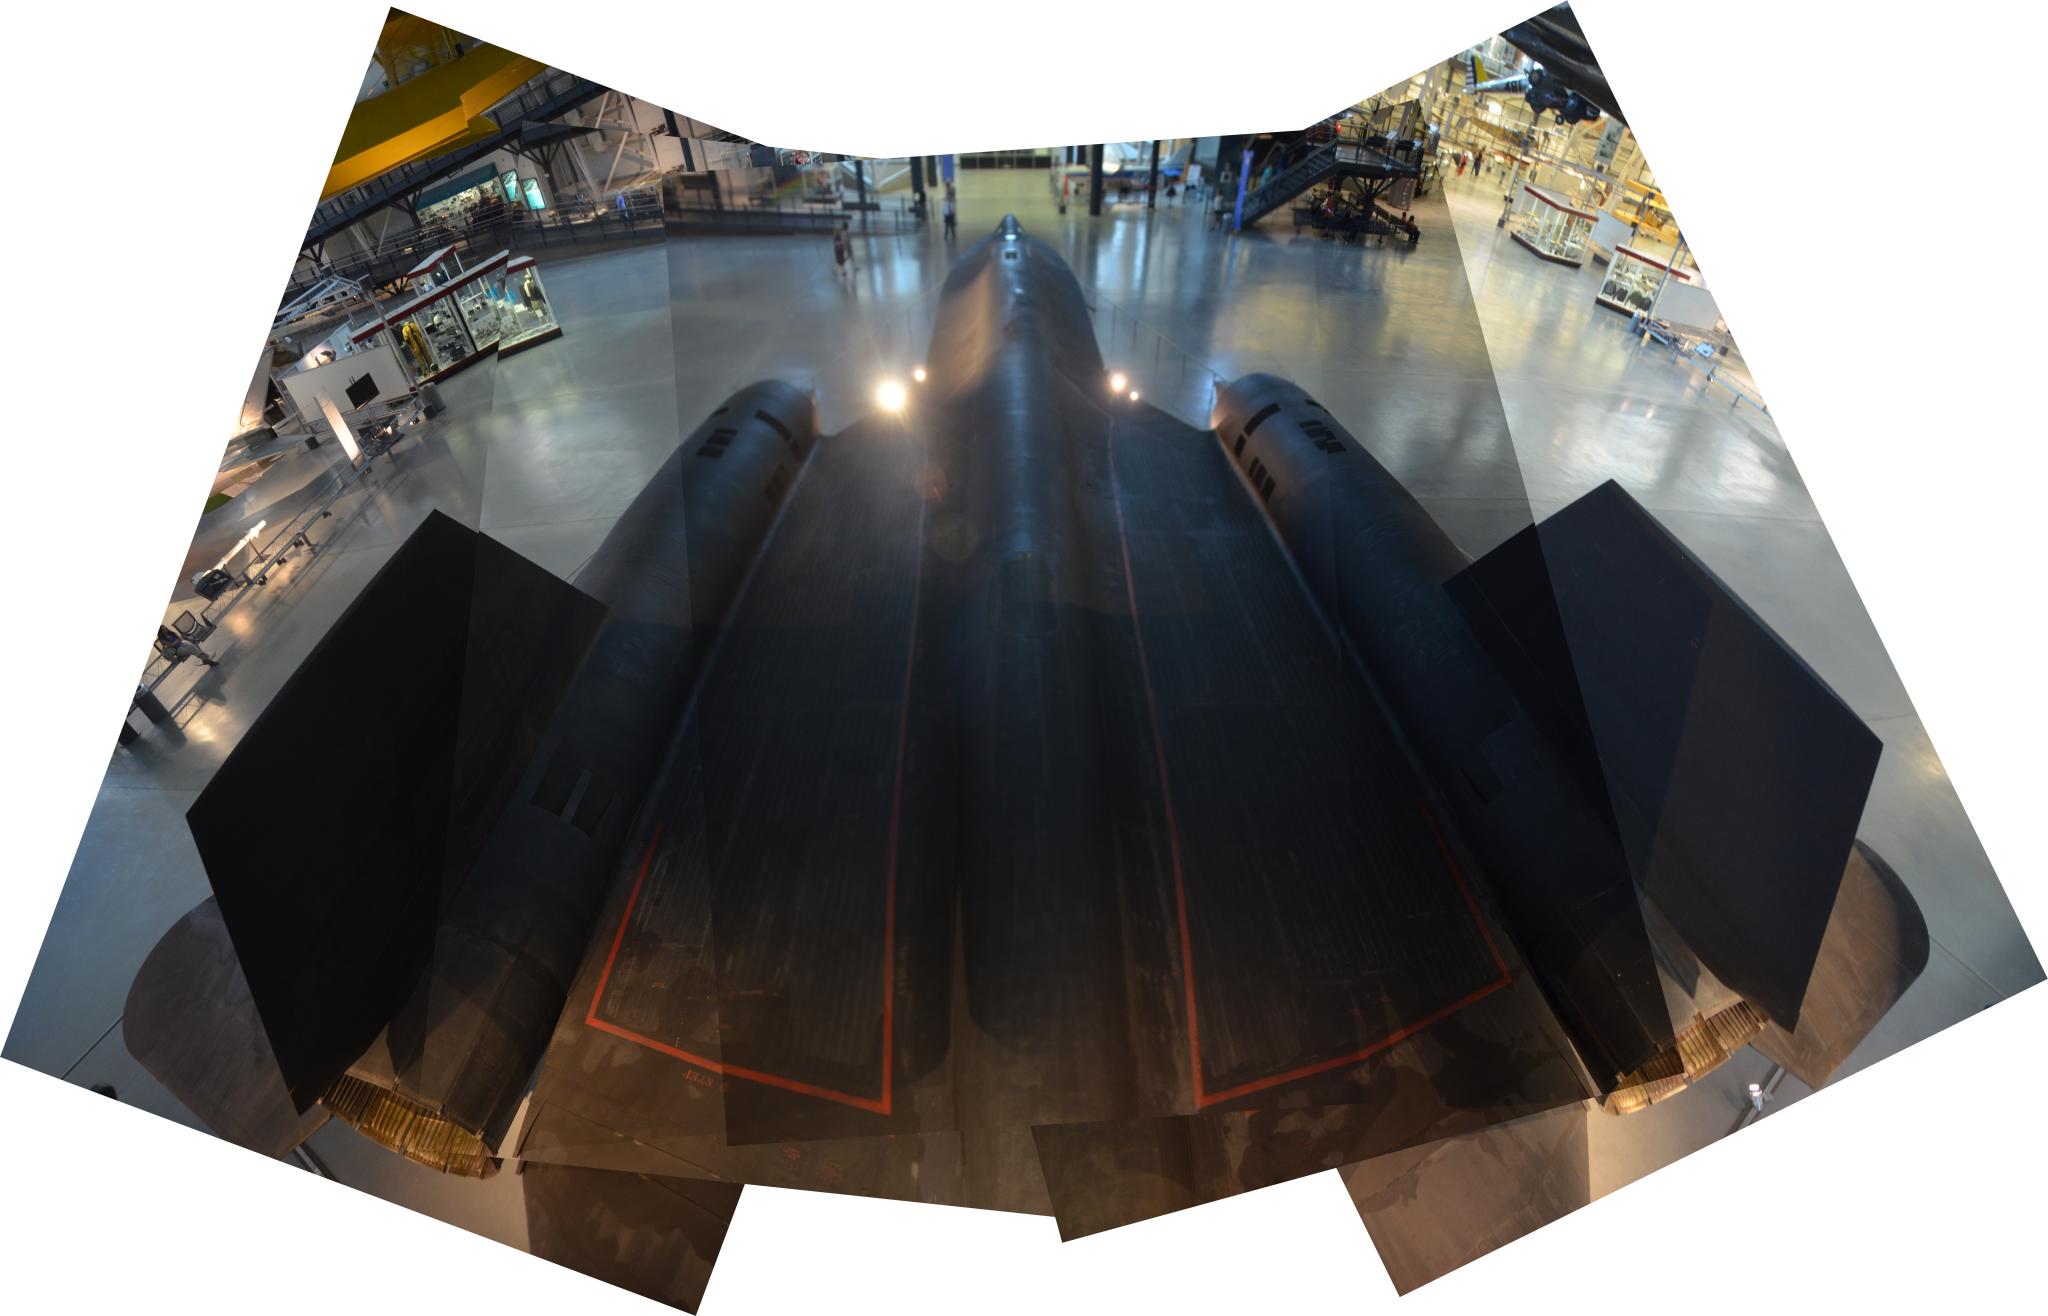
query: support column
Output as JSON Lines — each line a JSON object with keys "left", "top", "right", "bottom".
{"left": 1088, "top": 143, "right": 1104, "bottom": 216}
{"left": 911, "top": 155, "right": 926, "bottom": 199}
{"left": 1231, "top": 145, "right": 1254, "bottom": 232}
{"left": 565, "top": 115, "right": 605, "bottom": 207}
{"left": 665, "top": 110, "right": 696, "bottom": 172}
{"left": 1147, "top": 139, "right": 1160, "bottom": 209}
{"left": 854, "top": 158, "right": 867, "bottom": 209}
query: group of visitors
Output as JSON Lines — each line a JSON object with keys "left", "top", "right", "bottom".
{"left": 1300, "top": 185, "right": 1421, "bottom": 246}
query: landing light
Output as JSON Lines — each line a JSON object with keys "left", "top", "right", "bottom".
{"left": 1108, "top": 371, "right": 1128, "bottom": 393}
{"left": 876, "top": 379, "right": 909, "bottom": 413}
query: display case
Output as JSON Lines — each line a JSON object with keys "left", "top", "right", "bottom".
{"left": 344, "top": 252, "right": 510, "bottom": 382}
{"left": 403, "top": 244, "right": 463, "bottom": 292}
{"left": 447, "top": 252, "right": 508, "bottom": 351}
{"left": 1509, "top": 185, "right": 1596, "bottom": 267}
{"left": 1596, "top": 244, "right": 1693, "bottom": 315}
{"left": 492, "top": 255, "right": 562, "bottom": 354}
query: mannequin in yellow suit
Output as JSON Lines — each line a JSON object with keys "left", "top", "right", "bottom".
{"left": 399, "top": 320, "right": 431, "bottom": 373}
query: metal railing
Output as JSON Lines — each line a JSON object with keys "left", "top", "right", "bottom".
{"left": 508, "top": 190, "right": 666, "bottom": 248}
{"left": 514, "top": 208, "right": 663, "bottom": 248}
{"left": 273, "top": 271, "right": 372, "bottom": 333}
{"left": 1635, "top": 317, "right": 1771, "bottom": 418}
{"left": 665, "top": 191, "right": 924, "bottom": 236}
{"left": 311, "top": 70, "right": 582, "bottom": 221}
{"left": 294, "top": 172, "right": 931, "bottom": 307}
{"left": 1084, "top": 295, "right": 1229, "bottom": 431}
{"left": 305, "top": 70, "right": 604, "bottom": 245}
{"left": 664, "top": 204, "right": 841, "bottom": 235}
{"left": 284, "top": 184, "right": 668, "bottom": 306}
{"left": 1238, "top": 129, "right": 1427, "bottom": 227}
{"left": 284, "top": 212, "right": 502, "bottom": 303}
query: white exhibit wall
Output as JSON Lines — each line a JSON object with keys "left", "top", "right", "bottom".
{"left": 279, "top": 342, "right": 414, "bottom": 427}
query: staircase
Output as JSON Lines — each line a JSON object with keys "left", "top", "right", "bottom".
{"left": 1235, "top": 134, "right": 1424, "bottom": 229}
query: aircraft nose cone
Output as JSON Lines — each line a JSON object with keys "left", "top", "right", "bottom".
{"left": 999, "top": 214, "right": 1023, "bottom": 239}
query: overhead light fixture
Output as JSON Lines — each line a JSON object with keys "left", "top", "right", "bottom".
{"left": 912, "top": 366, "right": 927, "bottom": 383}
{"left": 876, "top": 379, "right": 908, "bottom": 413}
{"left": 1128, "top": 390, "right": 1141, "bottom": 402}
{"left": 1109, "top": 371, "right": 1128, "bottom": 393}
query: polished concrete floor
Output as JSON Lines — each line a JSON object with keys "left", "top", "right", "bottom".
{"left": 1430, "top": 167, "right": 2039, "bottom": 1200}
{"left": 4, "top": 166, "right": 2036, "bottom": 1260}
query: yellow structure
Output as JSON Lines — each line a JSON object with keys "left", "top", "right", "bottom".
{"left": 1608, "top": 178, "right": 1677, "bottom": 239}
{"left": 322, "top": 18, "right": 544, "bottom": 201}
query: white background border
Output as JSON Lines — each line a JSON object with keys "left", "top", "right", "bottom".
{"left": 2, "top": 2, "right": 2040, "bottom": 1311}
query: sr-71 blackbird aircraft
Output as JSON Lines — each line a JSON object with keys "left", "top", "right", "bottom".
{"left": 127, "top": 214, "right": 1925, "bottom": 1310}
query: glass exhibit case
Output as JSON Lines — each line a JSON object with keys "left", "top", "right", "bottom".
{"left": 343, "top": 251, "right": 510, "bottom": 382}
{"left": 446, "top": 252, "right": 507, "bottom": 351}
{"left": 1509, "top": 185, "right": 1596, "bottom": 266}
{"left": 403, "top": 243, "right": 463, "bottom": 292}
{"left": 493, "top": 255, "right": 562, "bottom": 354}
{"left": 1596, "top": 244, "right": 1693, "bottom": 315}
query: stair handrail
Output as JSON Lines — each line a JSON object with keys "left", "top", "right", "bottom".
{"left": 1239, "top": 138, "right": 1344, "bottom": 220}
{"left": 1236, "top": 127, "right": 1429, "bottom": 228}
